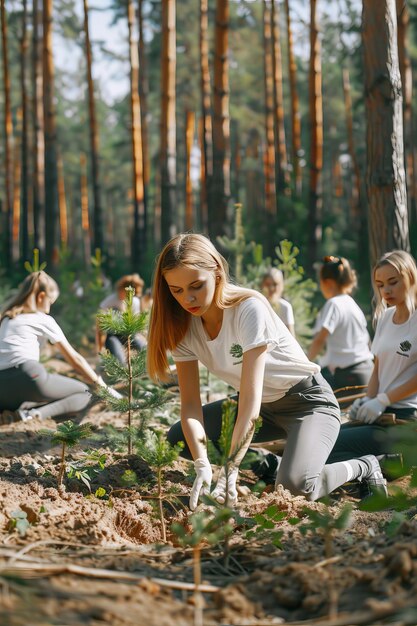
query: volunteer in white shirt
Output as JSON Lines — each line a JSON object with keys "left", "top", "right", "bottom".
{"left": 146, "top": 234, "right": 387, "bottom": 509}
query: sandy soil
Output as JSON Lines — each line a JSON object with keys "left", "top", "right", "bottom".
{"left": 1, "top": 360, "right": 417, "bottom": 626}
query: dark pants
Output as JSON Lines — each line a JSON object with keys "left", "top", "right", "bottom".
{"left": 167, "top": 374, "right": 360, "bottom": 501}
{"left": 105, "top": 334, "right": 146, "bottom": 365}
{"left": 328, "top": 407, "right": 417, "bottom": 463}
{"left": 321, "top": 359, "right": 373, "bottom": 395}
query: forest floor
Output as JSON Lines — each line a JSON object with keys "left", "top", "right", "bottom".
{"left": 1, "top": 358, "right": 417, "bottom": 626}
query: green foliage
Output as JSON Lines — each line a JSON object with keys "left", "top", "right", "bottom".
{"left": 245, "top": 504, "right": 287, "bottom": 548}
{"left": 97, "top": 286, "right": 169, "bottom": 455}
{"left": 120, "top": 469, "right": 138, "bottom": 487}
{"left": 135, "top": 430, "right": 184, "bottom": 470}
{"left": 66, "top": 449, "right": 107, "bottom": 492}
{"left": 217, "top": 203, "right": 254, "bottom": 282}
{"left": 48, "top": 421, "right": 94, "bottom": 448}
{"left": 300, "top": 502, "right": 353, "bottom": 558}
{"left": 172, "top": 508, "right": 235, "bottom": 549}
{"left": 8, "top": 509, "right": 31, "bottom": 537}
{"left": 24, "top": 248, "right": 47, "bottom": 273}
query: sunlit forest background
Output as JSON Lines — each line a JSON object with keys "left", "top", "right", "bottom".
{"left": 1, "top": 0, "right": 417, "bottom": 293}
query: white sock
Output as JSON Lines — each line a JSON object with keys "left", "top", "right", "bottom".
{"left": 341, "top": 461, "right": 354, "bottom": 482}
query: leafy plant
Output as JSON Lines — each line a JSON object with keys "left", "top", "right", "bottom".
{"left": 217, "top": 202, "right": 255, "bottom": 282}
{"left": 299, "top": 502, "right": 353, "bottom": 559}
{"left": 135, "top": 430, "right": 184, "bottom": 541}
{"left": 172, "top": 507, "right": 235, "bottom": 626}
{"left": 24, "top": 248, "right": 47, "bottom": 273}
{"left": 42, "top": 420, "right": 94, "bottom": 488}
{"left": 97, "top": 286, "right": 168, "bottom": 455}
{"left": 244, "top": 504, "right": 290, "bottom": 548}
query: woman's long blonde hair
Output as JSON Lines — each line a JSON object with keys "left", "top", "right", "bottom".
{"left": 147, "top": 233, "right": 259, "bottom": 381}
{"left": 372, "top": 250, "right": 417, "bottom": 326}
{"left": 1, "top": 271, "right": 59, "bottom": 321}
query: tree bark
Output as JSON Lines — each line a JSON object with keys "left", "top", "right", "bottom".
{"left": 43, "top": 0, "right": 59, "bottom": 268}
{"left": 1, "top": 0, "right": 13, "bottom": 267}
{"left": 271, "top": 0, "right": 289, "bottom": 194}
{"left": 32, "top": 0, "right": 45, "bottom": 254}
{"left": 396, "top": 0, "right": 416, "bottom": 223}
{"left": 160, "top": 0, "right": 177, "bottom": 245}
{"left": 284, "top": 0, "right": 302, "bottom": 196}
{"left": 363, "top": 0, "right": 410, "bottom": 264}
{"left": 263, "top": 0, "right": 277, "bottom": 218}
{"left": 83, "top": 0, "right": 103, "bottom": 254}
{"left": 199, "top": 0, "right": 212, "bottom": 234}
{"left": 210, "top": 0, "right": 230, "bottom": 238}
{"left": 127, "top": 0, "right": 146, "bottom": 267}
{"left": 137, "top": 0, "right": 149, "bottom": 241}
{"left": 185, "top": 110, "right": 195, "bottom": 231}
{"left": 19, "top": 0, "right": 29, "bottom": 261}
{"left": 308, "top": 0, "right": 323, "bottom": 268}
{"left": 80, "top": 153, "right": 91, "bottom": 266}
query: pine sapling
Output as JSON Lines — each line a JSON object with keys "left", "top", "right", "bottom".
{"left": 42, "top": 420, "right": 94, "bottom": 489}
{"left": 97, "top": 285, "right": 168, "bottom": 454}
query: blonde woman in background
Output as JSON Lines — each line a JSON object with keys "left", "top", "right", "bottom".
{"left": 260, "top": 268, "right": 295, "bottom": 336}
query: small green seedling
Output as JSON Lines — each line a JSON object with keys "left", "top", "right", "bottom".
{"left": 300, "top": 502, "right": 353, "bottom": 559}
{"left": 42, "top": 420, "right": 94, "bottom": 489}
{"left": 8, "top": 509, "right": 31, "bottom": 537}
{"left": 172, "top": 507, "right": 234, "bottom": 626}
{"left": 245, "top": 504, "right": 288, "bottom": 548}
{"left": 24, "top": 248, "right": 47, "bottom": 273}
{"left": 136, "top": 430, "right": 184, "bottom": 541}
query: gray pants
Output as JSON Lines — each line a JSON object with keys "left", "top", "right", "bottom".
{"left": 168, "top": 373, "right": 357, "bottom": 501}
{"left": 0, "top": 360, "right": 91, "bottom": 420}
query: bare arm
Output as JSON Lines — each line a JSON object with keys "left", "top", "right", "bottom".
{"left": 229, "top": 345, "right": 267, "bottom": 464}
{"left": 365, "top": 357, "right": 379, "bottom": 398}
{"left": 176, "top": 360, "right": 206, "bottom": 460}
{"left": 307, "top": 327, "right": 329, "bottom": 361}
{"left": 56, "top": 338, "right": 99, "bottom": 385}
{"left": 287, "top": 323, "right": 296, "bottom": 337}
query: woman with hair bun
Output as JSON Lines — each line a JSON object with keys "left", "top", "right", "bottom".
{"left": 307, "top": 255, "right": 373, "bottom": 392}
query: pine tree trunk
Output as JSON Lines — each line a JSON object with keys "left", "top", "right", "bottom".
{"left": 199, "top": 0, "right": 212, "bottom": 234}
{"left": 210, "top": 0, "right": 230, "bottom": 238}
{"left": 342, "top": 67, "right": 368, "bottom": 270}
{"left": 80, "top": 153, "right": 91, "bottom": 266}
{"left": 396, "top": 0, "right": 416, "bottom": 225}
{"left": 185, "top": 110, "right": 195, "bottom": 230}
{"left": 160, "top": 0, "right": 176, "bottom": 245}
{"left": 43, "top": 0, "right": 59, "bottom": 268}
{"left": 83, "top": 0, "right": 103, "bottom": 254}
{"left": 127, "top": 0, "right": 146, "bottom": 267}
{"left": 20, "top": 0, "right": 29, "bottom": 261}
{"left": 308, "top": 0, "right": 323, "bottom": 268}
{"left": 57, "top": 152, "right": 68, "bottom": 246}
{"left": 263, "top": 0, "right": 277, "bottom": 220}
{"left": 363, "top": 0, "right": 410, "bottom": 264}
{"left": 284, "top": 0, "right": 302, "bottom": 196}
{"left": 32, "top": 0, "right": 45, "bottom": 254}
{"left": 244, "top": 128, "right": 263, "bottom": 219}
{"left": 271, "top": 0, "right": 289, "bottom": 194}
{"left": 137, "top": 0, "right": 149, "bottom": 241}
{"left": 12, "top": 109, "right": 22, "bottom": 263}
{"left": 1, "top": 0, "right": 13, "bottom": 267}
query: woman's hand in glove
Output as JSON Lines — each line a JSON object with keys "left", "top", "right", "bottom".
{"left": 348, "top": 396, "right": 369, "bottom": 421}
{"left": 356, "top": 393, "right": 390, "bottom": 424}
{"left": 211, "top": 465, "right": 239, "bottom": 507}
{"left": 190, "top": 458, "right": 212, "bottom": 511}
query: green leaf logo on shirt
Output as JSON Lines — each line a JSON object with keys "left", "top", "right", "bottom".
{"left": 230, "top": 343, "right": 243, "bottom": 365}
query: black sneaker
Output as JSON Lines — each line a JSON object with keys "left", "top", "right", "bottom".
{"left": 251, "top": 452, "right": 281, "bottom": 485}
{"left": 358, "top": 454, "right": 388, "bottom": 499}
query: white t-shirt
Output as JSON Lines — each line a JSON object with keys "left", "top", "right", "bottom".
{"left": 0, "top": 312, "right": 66, "bottom": 370}
{"left": 371, "top": 307, "right": 417, "bottom": 409}
{"left": 172, "top": 296, "right": 319, "bottom": 403}
{"left": 99, "top": 293, "right": 141, "bottom": 314}
{"left": 313, "top": 294, "right": 373, "bottom": 370}
{"left": 271, "top": 298, "right": 295, "bottom": 328}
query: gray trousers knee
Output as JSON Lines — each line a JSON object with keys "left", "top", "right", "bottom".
{"left": 0, "top": 360, "right": 91, "bottom": 420}
{"left": 168, "top": 373, "right": 352, "bottom": 501}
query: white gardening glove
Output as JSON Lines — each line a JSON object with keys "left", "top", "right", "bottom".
{"left": 95, "top": 376, "right": 123, "bottom": 399}
{"left": 211, "top": 465, "right": 239, "bottom": 507}
{"left": 190, "top": 458, "right": 213, "bottom": 511}
{"left": 348, "top": 397, "right": 370, "bottom": 421}
{"left": 356, "top": 393, "right": 390, "bottom": 424}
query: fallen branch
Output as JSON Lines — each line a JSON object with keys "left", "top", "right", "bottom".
{"left": 0, "top": 562, "right": 219, "bottom": 593}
